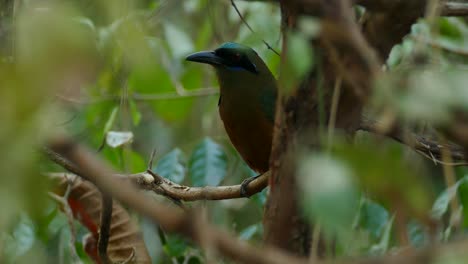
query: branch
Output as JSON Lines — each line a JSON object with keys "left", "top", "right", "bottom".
{"left": 136, "top": 170, "right": 269, "bottom": 201}
{"left": 350, "top": 1, "right": 468, "bottom": 17}
{"left": 44, "top": 147, "right": 269, "bottom": 201}
{"left": 56, "top": 88, "right": 219, "bottom": 105}
{"left": 48, "top": 191, "right": 83, "bottom": 263}
{"left": 240, "top": 1, "right": 468, "bottom": 17}
{"left": 98, "top": 194, "right": 113, "bottom": 264}
{"left": 441, "top": 2, "right": 468, "bottom": 16}
{"left": 359, "top": 117, "right": 467, "bottom": 165}
{"left": 230, "top": 0, "right": 280, "bottom": 55}
{"left": 47, "top": 136, "right": 307, "bottom": 264}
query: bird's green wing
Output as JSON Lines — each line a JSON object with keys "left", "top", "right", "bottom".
{"left": 260, "top": 87, "right": 277, "bottom": 123}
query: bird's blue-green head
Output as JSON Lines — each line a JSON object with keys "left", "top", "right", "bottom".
{"left": 186, "top": 42, "right": 262, "bottom": 75}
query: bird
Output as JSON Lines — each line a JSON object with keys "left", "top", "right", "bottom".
{"left": 186, "top": 42, "right": 277, "bottom": 196}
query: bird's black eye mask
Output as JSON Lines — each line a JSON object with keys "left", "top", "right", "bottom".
{"left": 214, "top": 48, "right": 258, "bottom": 75}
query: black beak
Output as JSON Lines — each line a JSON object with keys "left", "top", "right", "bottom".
{"left": 185, "top": 51, "right": 224, "bottom": 66}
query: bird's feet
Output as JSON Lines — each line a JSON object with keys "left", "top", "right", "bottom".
{"left": 240, "top": 174, "right": 261, "bottom": 198}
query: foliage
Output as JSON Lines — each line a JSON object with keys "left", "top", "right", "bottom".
{"left": 1, "top": 0, "right": 468, "bottom": 263}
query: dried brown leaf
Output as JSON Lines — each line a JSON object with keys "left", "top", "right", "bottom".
{"left": 51, "top": 173, "right": 151, "bottom": 264}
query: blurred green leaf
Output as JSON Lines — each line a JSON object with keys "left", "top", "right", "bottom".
{"left": 330, "top": 140, "right": 433, "bottom": 217}
{"left": 432, "top": 185, "right": 456, "bottom": 221}
{"left": 431, "top": 176, "right": 468, "bottom": 223}
{"left": 298, "top": 154, "right": 359, "bottom": 233}
{"left": 386, "top": 39, "right": 415, "bottom": 69}
{"left": 455, "top": 176, "right": 468, "bottom": 227}
{"left": 407, "top": 221, "right": 428, "bottom": 247}
{"left": 187, "top": 255, "right": 203, "bottom": 264}
{"left": 359, "top": 198, "right": 390, "bottom": 241}
{"left": 1, "top": 215, "right": 36, "bottom": 262}
{"left": 280, "top": 31, "right": 314, "bottom": 93}
{"left": 239, "top": 224, "right": 260, "bottom": 241}
{"left": 438, "top": 18, "right": 463, "bottom": 41}
{"left": 129, "top": 100, "right": 142, "bottom": 126}
{"left": 154, "top": 148, "right": 187, "bottom": 184}
{"left": 189, "top": 138, "right": 228, "bottom": 187}
{"left": 369, "top": 215, "right": 394, "bottom": 255}
{"left": 163, "top": 235, "right": 189, "bottom": 258}
{"left": 73, "top": 16, "right": 96, "bottom": 33}
{"left": 128, "top": 149, "right": 147, "bottom": 173}
{"left": 163, "top": 22, "right": 195, "bottom": 60}
{"left": 103, "top": 107, "right": 118, "bottom": 134}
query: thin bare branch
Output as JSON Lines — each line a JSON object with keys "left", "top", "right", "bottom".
{"left": 442, "top": 2, "right": 468, "bottom": 16}
{"left": 98, "top": 194, "right": 113, "bottom": 264}
{"left": 55, "top": 88, "right": 219, "bottom": 105}
{"left": 230, "top": 0, "right": 280, "bottom": 55}
{"left": 48, "top": 192, "right": 83, "bottom": 264}
{"left": 359, "top": 118, "right": 467, "bottom": 165}
{"left": 44, "top": 147, "right": 269, "bottom": 201}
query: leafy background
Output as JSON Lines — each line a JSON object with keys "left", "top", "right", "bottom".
{"left": 1, "top": 0, "right": 468, "bottom": 263}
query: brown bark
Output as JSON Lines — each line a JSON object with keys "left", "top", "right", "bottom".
{"left": 263, "top": 0, "right": 426, "bottom": 258}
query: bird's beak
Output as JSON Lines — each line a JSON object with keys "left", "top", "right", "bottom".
{"left": 185, "top": 51, "right": 224, "bottom": 66}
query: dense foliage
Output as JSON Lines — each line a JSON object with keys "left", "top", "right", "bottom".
{"left": 1, "top": 0, "right": 468, "bottom": 263}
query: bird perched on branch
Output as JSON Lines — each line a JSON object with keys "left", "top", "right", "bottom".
{"left": 186, "top": 43, "right": 277, "bottom": 196}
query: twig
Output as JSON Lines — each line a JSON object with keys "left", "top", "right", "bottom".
{"left": 48, "top": 192, "right": 83, "bottom": 264}
{"left": 230, "top": 0, "right": 280, "bottom": 55}
{"left": 55, "top": 88, "right": 219, "bottom": 105}
{"left": 309, "top": 224, "right": 322, "bottom": 263}
{"left": 416, "top": 36, "right": 468, "bottom": 56}
{"left": 440, "top": 136, "right": 461, "bottom": 229}
{"left": 147, "top": 148, "right": 157, "bottom": 170}
{"left": 441, "top": 2, "right": 468, "bottom": 16}
{"left": 327, "top": 76, "right": 342, "bottom": 149}
{"left": 359, "top": 118, "right": 467, "bottom": 165}
{"left": 98, "top": 194, "right": 113, "bottom": 264}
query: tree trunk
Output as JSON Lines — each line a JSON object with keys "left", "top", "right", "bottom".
{"left": 263, "top": 0, "right": 403, "bottom": 257}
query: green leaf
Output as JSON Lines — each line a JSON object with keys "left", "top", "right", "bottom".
{"left": 456, "top": 176, "right": 468, "bottom": 227}
{"left": 298, "top": 154, "right": 359, "bottom": 233}
{"left": 128, "top": 150, "right": 147, "bottom": 173}
{"left": 154, "top": 149, "right": 186, "bottom": 184}
{"left": 432, "top": 176, "right": 468, "bottom": 222}
{"left": 1, "top": 215, "right": 36, "bottom": 261}
{"left": 369, "top": 215, "right": 394, "bottom": 255}
{"left": 127, "top": 38, "right": 195, "bottom": 122}
{"left": 407, "top": 221, "right": 428, "bottom": 247}
{"left": 189, "top": 138, "right": 228, "bottom": 187}
{"left": 163, "top": 235, "right": 189, "bottom": 258}
{"left": 280, "top": 31, "right": 314, "bottom": 93}
{"left": 239, "top": 224, "right": 260, "bottom": 241}
{"left": 438, "top": 17, "right": 463, "bottom": 41}
{"left": 103, "top": 107, "right": 118, "bottom": 134}
{"left": 431, "top": 187, "right": 455, "bottom": 221}
{"left": 359, "top": 199, "right": 390, "bottom": 241}
{"left": 163, "top": 22, "right": 194, "bottom": 60}
{"left": 330, "top": 140, "right": 432, "bottom": 216}
{"left": 72, "top": 17, "right": 96, "bottom": 33}
{"left": 129, "top": 100, "right": 142, "bottom": 126}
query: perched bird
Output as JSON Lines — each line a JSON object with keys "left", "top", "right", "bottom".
{"left": 186, "top": 43, "right": 277, "bottom": 195}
